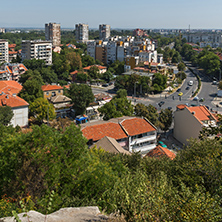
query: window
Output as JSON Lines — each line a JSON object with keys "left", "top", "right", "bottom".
{"left": 52, "top": 92, "right": 56, "bottom": 97}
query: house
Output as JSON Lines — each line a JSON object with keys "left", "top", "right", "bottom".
{"left": 90, "top": 136, "right": 131, "bottom": 155}
{"left": 145, "top": 145, "right": 176, "bottom": 160}
{"left": 81, "top": 116, "right": 157, "bottom": 154}
{"left": 174, "top": 105, "right": 217, "bottom": 145}
{"left": 83, "top": 65, "right": 107, "bottom": 74}
{"left": 0, "top": 63, "right": 28, "bottom": 81}
{"left": 42, "top": 84, "right": 72, "bottom": 118}
{"left": 0, "top": 80, "right": 29, "bottom": 127}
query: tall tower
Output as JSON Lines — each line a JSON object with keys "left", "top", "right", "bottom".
{"left": 45, "top": 23, "right": 61, "bottom": 47}
{"left": 99, "top": 24, "right": 111, "bottom": 40}
{"left": 75, "top": 23, "right": 89, "bottom": 43}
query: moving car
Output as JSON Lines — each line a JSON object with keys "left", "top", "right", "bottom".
{"left": 178, "top": 92, "right": 183, "bottom": 96}
{"left": 193, "top": 96, "right": 199, "bottom": 101}
{"left": 188, "top": 80, "right": 193, "bottom": 86}
{"left": 185, "top": 86, "right": 190, "bottom": 90}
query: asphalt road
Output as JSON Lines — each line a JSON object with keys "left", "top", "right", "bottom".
{"left": 91, "top": 64, "right": 222, "bottom": 112}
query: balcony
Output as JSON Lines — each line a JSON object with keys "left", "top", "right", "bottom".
{"left": 131, "top": 134, "right": 156, "bottom": 144}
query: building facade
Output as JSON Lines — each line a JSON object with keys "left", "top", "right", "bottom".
{"left": 0, "top": 39, "right": 9, "bottom": 63}
{"left": 99, "top": 24, "right": 111, "bottom": 40}
{"left": 45, "top": 23, "right": 61, "bottom": 47}
{"left": 75, "top": 23, "right": 89, "bottom": 43}
{"left": 21, "top": 40, "right": 52, "bottom": 65}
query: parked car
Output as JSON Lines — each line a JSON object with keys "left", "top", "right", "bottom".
{"left": 176, "top": 88, "right": 181, "bottom": 92}
{"left": 185, "top": 86, "right": 190, "bottom": 90}
{"left": 193, "top": 96, "right": 199, "bottom": 101}
{"left": 102, "top": 83, "right": 109, "bottom": 87}
{"left": 158, "top": 141, "right": 167, "bottom": 148}
{"left": 188, "top": 80, "right": 193, "bottom": 86}
{"left": 178, "top": 92, "right": 183, "bottom": 96}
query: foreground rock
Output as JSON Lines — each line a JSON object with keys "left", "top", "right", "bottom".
{"left": 0, "top": 206, "right": 110, "bottom": 222}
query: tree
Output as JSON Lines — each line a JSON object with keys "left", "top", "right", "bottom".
{"left": 23, "top": 59, "right": 46, "bottom": 70}
{"left": 219, "top": 81, "right": 222, "bottom": 90}
{"left": 152, "top": 73, "right": 167, "bottom": 92}
{"left": 0, "top": 106, "right": 14, "bottom": 126}
{"left": 19, "top": 69, "right": 44, "bottom": 85}
{"left": 68, "top": 83, "right": 94, "bottom": 115}
{"left": 29, "top": 98, "right": 56, "bottom": 122}
{"left": 88, "top": 66, "right": 99, "bottom": 79}
{"left": 102, "top": 70, "right": 113, "bottom": 82}
{"left": 39, "top": 67, "right": 58, "bottom": 84}
{"left": 18, "top": 78, "right": 43, "bottom": 104}
{"left": 98, "top": 93, "right": 133, "bottom": 120}
{"left": 66, "top": 51, "right": 82, "bottom": 70}
{"left": 159, "top": 109, "right": 173, "bottom": 132}
{"left": 178, "top": 62, "right": 186, "bottom": 71}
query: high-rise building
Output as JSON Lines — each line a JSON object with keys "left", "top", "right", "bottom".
{"left": 99, "top": 24, "right": 111, "bottom": 40}
{"left": 75, "top": 23, "right": 89, "bottom": 43}
{"left": 21, "top": 40, "right": 52, "bottom": 65}
{"left": 0, "top": 39, "right": 9, "bottom": 63}
{"left": 45, "top": 23, "right": 61, "bottom": 47}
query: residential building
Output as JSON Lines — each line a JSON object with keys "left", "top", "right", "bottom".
{"left": 106, "top": 41, "right": 117, "bottom": 64}
{"left": 21, "top": 40, "right": 52, "bottom": 65}
{"left": 75, "top": 23, "right": 89, "bottom": 43}
{"left": 0, "top": 39, "right": 9, "bottom": 63}
{"left": 95, "top": 41, "right": 107, "bottom": 64}
{"left": 0, "top": 28, "right": 5, "bottom": 33}
{"left": 87, "top": 41, "right": 96, "bottom": 59}
{"left": 83, "top": 65, "right": 107, "bottom": 74}
{"left": 124, "top": 56, "right": 139, "bottom": 71}
{"left": 81, "top": 116, "right": 157, "bottom": 154}
{"left": 42, "top": 84, "right": 64, "bottom": 99}
{"left": 90, "top": 136, "right": 131, "bottom": 155}
{"left": 138, "top": 50, "right": 157, "bottom": 63}
{"left": 99, "top": 24, "right": 111, "bottom": 40}
{"left": 145, "top": 145, "right": 176, "bottom": 160}
{"left": 45, "top": 23, "right": 61, "bottom": 47}
{"left": 42, "top": 84, "right": 72, "bottom": 118}
{"left": 0, "top": 63, "right": 28, "bottom": 81}
{"left": 174, "top": 105, "right": 217, "bottom": 145}
{"left": 0, "top": 80, "right": 28, "bottom": 127}
{"left": 133, "top": 29, "right": 145, "bottom": 37}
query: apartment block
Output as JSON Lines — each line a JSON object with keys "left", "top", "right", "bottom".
{"left": 106, "top": 41, "right": 117, "bottom": 64}
{"left": 75, "top": 23, "right": 89, "bottom": 43}
{"left": 99, "top": 24, "right": 111, "bottom": 40}
{"left": 0, "top": 39, "right": 9, "bottom": 63}
{"left": 21, "top": 40, "right": 52, "bottom": 65}
{"left": 45, "top": 23, "right": 61, "bottom": 47}
{"left": 87, "top": 41, "right": 96, "bottom": 59}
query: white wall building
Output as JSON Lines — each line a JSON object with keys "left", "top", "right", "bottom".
{"left": 75, "top": 23, "right": 89, "bottom": 43}
{"left": 99, "top": 24, "right": 111, "bottom": 40}
{"left": 106, "top": 41, "right": 117, "bottom": 64}
{"left": 21, "top": 40, "right": 52, "bottom": 65}
{"left": 0, "top": 39, "right": 9, "bottom": 63}
{"left": 45, "top": 23, "right": 61, "bottom": 47}
{"left": 87, "top": 41, "right": 96, "bottom": 59}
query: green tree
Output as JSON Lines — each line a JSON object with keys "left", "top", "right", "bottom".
{"left": 115, "top": 89, "right": 127, "bottom": 98}
{"left": 68, "top": 83, "right": 94, "bottom": 115}
{"left": 18, "top": 78, "right": 43, "bottom": 104}
{"left": 19, "top": 69, "right": 44, "bottom": 85}
{"left": 102, "top": 70, "right": 113, "bottom": 82}
{"left": 23, "top": 59, "right": 46, "bottom": 70}
{"left": 178, "top": 62, "right": 186, "bottom": 71}
{"left": 88, "top": 66, "right": 99, "bottom": 79}
{"left": 29, "top": 98, "right": 56, "bottom": 122}
{"left": 0, "top": 106, "right": 14, "bottom": 126}
{"left": 152, "top": 73, "right": 167, "bottom": 92}
{"left": 40, "top": 67, "right": 58, "bottom": 84}
{"left": 159, "top": 108, "right": 173, "bottom": 132}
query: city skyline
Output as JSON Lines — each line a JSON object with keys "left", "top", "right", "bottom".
{"left": 1, "top": 0, "right": 222, "bottom": 29}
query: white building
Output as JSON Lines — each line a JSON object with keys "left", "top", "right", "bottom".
{"left": 45, "top": 23, "right": 61, "bottom": 47}
{"left": 21, "top": 40, "right": 52, "bottom": 65}
{"left": 138, "top": 50, "right": 157, "bottom": 63}
{"left": 99, "top": 24, "right": 111, "bottom": 40}
{"left": 106, "top": 41, "right": 117, "bottom": 64}
{"left": 0, "top": 39, "right": 9, "bottom": 63}
{"left": 75, "top": 23, "right": 89, "bottom": 43}
{"left": 87, "top": 41, "right": 96, "bottom": 59}
{"left": 174, "top": 104, "right": 217, "bottom": 145}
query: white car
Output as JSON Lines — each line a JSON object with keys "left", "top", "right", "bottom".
{"left": 188, "top": 80, "right": 193, "bottom": 86}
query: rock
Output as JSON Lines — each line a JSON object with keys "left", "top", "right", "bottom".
{"left": 0, "top": 206, "right": 109, "bottom": 222}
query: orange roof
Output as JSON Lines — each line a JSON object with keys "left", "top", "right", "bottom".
{"left": 145, "top": 145, "right": 176, "bottom": 160}
{"left": 82, "top": 122, "right": 128, "bottom": 141}
{"left": 0, "top": 80, "right": 22, "bottom": 95}
{"left": 0, "top": 93, "right": 29, "bottom": 108}
{"left": 9, "top": 51, "right": 17, "bottom": 55}
{"left": 83, "top": 65, "right": 107, "bottom": 70}
{"left": 41, "top": 85, "right": 63, "bottom": 91}
{"left": 120, "top": 118, "right": 156, "bottom": 136}
{"left": 63, "top": 85, "right": 70, "bottom": 89}
{"left": 187, "top": 105, "right": 214, "bottom": 121}
{"left": 177, "top": 104, "right": 186, "bottom": 110}
{"left": 8, "top": 44, "right": 16, "bottom": 48}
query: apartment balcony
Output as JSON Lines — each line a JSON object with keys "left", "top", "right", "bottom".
{"left": 131, "top": 134, "right": 156, "bottom": 144}
{"left": 132, "top": 143, "right": 156, "bottom": 154}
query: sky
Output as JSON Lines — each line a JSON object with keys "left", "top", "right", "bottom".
{"left": 1, "top": 0, "right": 222, "bottom": 29}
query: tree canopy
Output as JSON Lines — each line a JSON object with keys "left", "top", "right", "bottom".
{"left": 0, "top": 106, "right": 14, "bottom": 126}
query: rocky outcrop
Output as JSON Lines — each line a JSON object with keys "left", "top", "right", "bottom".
{"left": 0, "top": 206, "right": 109, "bottom": 222}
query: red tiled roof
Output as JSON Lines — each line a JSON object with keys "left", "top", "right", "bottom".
{"left": 0, "top": 80, "right": 22, "bottom": 95}
{"left": 145, "top": 145, "right": 176, "bottom": 160}
{"left": 121, "top": 118, "right": 156, "bottom": 136}
{"left": 0, "top": 93, "right": 29, "bottom": 108}
{"left": 82, "top": 122, "right": 128, "bottom": 141}
{"left": 8, "top": 44, "right": 16, "bottom": 48}
{"left": 70, "top": 70, "right": 78, "bottom": 75}
{"left": 41, "top": 85, "right": 63, "bottom": 91}
{"left": 177, "top": 104, "right": 186, "bottom": 110}
{"left": 187, "top": 105, "right": 214, "bottom": 121}
{"left": 9, "top": 51, "right": 17, "bottom": 55}
{"left": 83, "top": 65, "right": 107, "bottom": 70}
